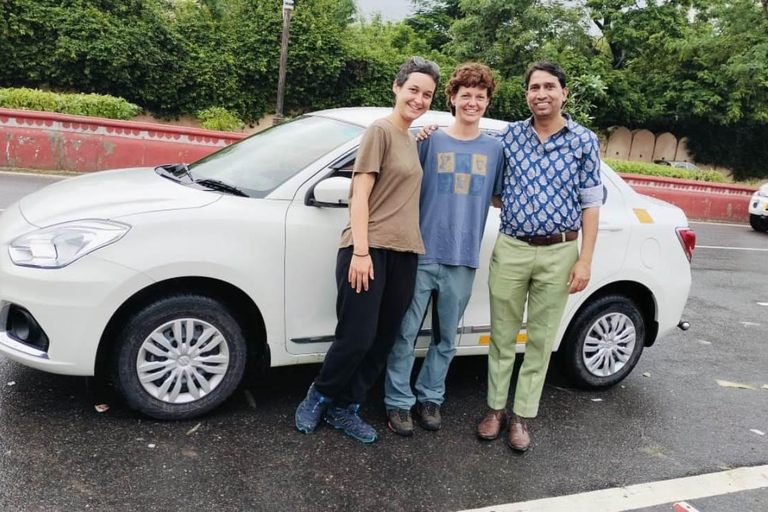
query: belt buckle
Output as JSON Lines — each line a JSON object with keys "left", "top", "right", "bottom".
{"left": 561, "top": 232, "right": 566, "bottom": 243}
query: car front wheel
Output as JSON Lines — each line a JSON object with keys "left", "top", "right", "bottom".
{"left": 750, "top": 214, "right": 768, "bottom": 233}
{"left": 559, "top": 294, "right": 646, "bottom": 389}
{"left": 113, "top": 294, "right": 247, "bottom": 420}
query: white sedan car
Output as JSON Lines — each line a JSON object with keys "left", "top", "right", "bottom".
{"left": 0, "top": 108, "right": 695, "bottom": 419}
{"left": 749, "top": 183, "right": 768, "bottom": 232}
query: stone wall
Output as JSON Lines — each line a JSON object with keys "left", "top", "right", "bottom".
{"left": 602, "top": 127, "right": 695, "bottom": 165}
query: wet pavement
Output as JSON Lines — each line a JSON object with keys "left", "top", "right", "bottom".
{"left": 0, "top": 173, "right": 766, "bottom": 511}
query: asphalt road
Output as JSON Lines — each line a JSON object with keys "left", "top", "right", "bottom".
{"left": 0, "top": 171, "right": 766, "bottom": 511}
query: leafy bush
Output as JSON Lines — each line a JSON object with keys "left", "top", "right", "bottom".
{"left": 196, "top": 107, "right": 244, "bottom": 132}
{"left": 0, "top": 87, "right": 141, "bottom": 120}
{"left": 604, "top": 158, "right": 726, "bottom": 183}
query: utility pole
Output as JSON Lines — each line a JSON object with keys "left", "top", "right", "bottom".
{"left": 274, "top": 0, "right": 294, "bottom": 125}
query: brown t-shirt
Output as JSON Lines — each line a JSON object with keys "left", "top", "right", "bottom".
{"left": 339, "top": 118, "right": 425, "bottom": 254}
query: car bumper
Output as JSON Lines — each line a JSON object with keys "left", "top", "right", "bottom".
{"left": 749, "top": 194, "right": 768, "bottom": 217}
{"left": 655, "top": 271, "right": 692, "bottom": 342}
{"left": 0, "top": 253, "right": 153, "bottom": 375}
{"left": 0, "top": 216, "right": 153, "bottom": 375}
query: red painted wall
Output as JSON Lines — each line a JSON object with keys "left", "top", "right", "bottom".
{"left": 621, "top": 174, "right": 756, "bottom": 223}
{"left": 0, "top": 108, "right": 245, "bottom": 172}
{"left": 0, "top": 109, "right": 758, "bottom": 223}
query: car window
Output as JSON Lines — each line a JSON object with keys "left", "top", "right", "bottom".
{"left": 189, "top": 116, "right": 364, "bottom": 198}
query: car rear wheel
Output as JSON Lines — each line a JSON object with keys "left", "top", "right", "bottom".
{"left": 559, "top": 294, "right": 645, "bottom": 389}
{"left": 113, "top": 294, "right": 247, "bottom": 420}
{"left": 750, "top": 214, "right": 768, "bottom": 233}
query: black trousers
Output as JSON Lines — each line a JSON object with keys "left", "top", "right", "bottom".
{"left": 314, "top": 247, "right": 418, "bottom": 405}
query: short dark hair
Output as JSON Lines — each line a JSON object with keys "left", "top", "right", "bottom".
{"left": 524, "top": 61, "right": 567, "bottom": 89}
{"left": 445, "top": 62, "right": 496, "bottom": 115}
{"left": 395, "top": 56, "right": 440, "bottom": 88}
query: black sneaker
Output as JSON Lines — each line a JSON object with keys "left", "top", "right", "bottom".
{"left": 417, "top": 401, "right": 442, "bottom": 431}
{"left": 387, "top": 408, "right": 414, "bottom": 437}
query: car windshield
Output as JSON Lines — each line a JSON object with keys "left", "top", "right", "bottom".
{"left": 188, "top": 115, "right": 364, "bottom": 198}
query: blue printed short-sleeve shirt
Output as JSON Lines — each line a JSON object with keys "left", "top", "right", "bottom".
{"left": 498, "top": 116, "right": 602, "bottom": 237}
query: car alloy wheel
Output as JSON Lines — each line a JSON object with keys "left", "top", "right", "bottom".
{"left": 137, "top": 318, "right": 230, "bottom": 404}
{"left": 581, "top": 312, "right": 636, "bottom": 378}
{"left": 559, "top": 294, "right": 646, "bottom": 389}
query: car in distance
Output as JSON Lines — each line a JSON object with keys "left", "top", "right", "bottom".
{"left": 0, "top": 108, "right": 695, "bottom": 420}
{"left": 749, "top": 183, "right": 768, "bottom": 232}
{"left": 653, "top": 160, "right": 703, "bottom": 172}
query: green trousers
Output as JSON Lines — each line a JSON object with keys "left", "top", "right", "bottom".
{"left": 487, "top": 232, "right": 579, "bottom": 417}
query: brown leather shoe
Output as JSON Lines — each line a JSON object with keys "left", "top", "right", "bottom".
{"left": 477, "top": 408, "right": 507, "bottom": 440}
{"left": 507, "top": 413, "right": 531, "bottom": 452}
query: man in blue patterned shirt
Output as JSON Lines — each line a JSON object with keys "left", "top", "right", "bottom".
{"left": 476, "top": 61, "right": 602, "bottom": 452}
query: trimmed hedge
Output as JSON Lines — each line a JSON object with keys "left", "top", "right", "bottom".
{"left": 0, "top": 88, "right": 141, "bottom": 120}
{"left": 604, "top": 158, "right": 726, "bottom": 183}
{"left": 197, "top": 107, "right": 244, "bottom": 132}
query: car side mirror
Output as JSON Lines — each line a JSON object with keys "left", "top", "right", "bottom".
{"left": 308, "top": 176, "right": 351, "bottom": 208}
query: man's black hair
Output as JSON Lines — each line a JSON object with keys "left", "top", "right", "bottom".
{"left": 524, "top": 61, "right": 567, "bottom": 89}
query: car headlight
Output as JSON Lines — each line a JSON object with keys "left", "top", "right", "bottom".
{"left": 9, "top": 220, "right": 130, "bottom": 269}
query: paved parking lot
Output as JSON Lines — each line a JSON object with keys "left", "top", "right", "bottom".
{"left": 0, "top": 171, "right": 766, "bottom": 511}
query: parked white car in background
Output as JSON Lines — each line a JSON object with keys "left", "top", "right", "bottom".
{"left": 0, "top": 108, "right": 695, "bottom": 419}
{"left": 749, "top": 183, "right": 768, "bottom": 232}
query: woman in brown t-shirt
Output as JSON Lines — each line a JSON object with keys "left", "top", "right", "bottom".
{"left": 295, "top": 57, "right": 440, "bottom": 443}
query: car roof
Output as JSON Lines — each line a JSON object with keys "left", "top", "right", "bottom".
{"left": 308, "top": 107, "right": 509, "bottom": 132}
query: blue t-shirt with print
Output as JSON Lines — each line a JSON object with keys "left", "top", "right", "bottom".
{"left": 417, "top": 130, "right": 505, "bottom": 269}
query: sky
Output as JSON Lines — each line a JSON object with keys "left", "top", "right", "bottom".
{"left": 355, "top": 0, "right": 413, "bottom": 20}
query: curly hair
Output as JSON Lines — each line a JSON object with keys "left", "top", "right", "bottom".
{"left": 444, "top": 62, "right": 496, "bottom": 116}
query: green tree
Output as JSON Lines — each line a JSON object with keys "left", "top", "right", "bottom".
{"left": 331, "top": 16, "right": 455, "bottom": 110}
{"left": 445, "top": 0, "right": 592, "bottom": 79}
{"left": 406, "top": 0, "right": 462, "bottom": 51}
{"left": 587, "top": 0, "right": 693, "bottom": 70}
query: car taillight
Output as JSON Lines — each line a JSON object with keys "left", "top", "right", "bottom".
{"left": 676, "top": 227, "right": 696, "bottom": 262}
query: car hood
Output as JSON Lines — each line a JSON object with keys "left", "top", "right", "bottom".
{"left": 19, "top": 168, "right": 220, "bottom": 227}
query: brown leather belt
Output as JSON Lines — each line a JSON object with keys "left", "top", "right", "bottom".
{"left": 515, "top": 230, "right": 578, "bottom": 246}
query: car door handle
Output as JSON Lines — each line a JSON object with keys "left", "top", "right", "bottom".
{"left": 599, "top": 222, "right": 624, "bottom": 232}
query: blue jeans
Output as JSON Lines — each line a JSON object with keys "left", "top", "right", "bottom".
{"left": 384, "top": 263, "right": 476, "bottom": 410}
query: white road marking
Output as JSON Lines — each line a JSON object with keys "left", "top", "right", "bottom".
{"left": 757, "top": 302, "right": 768, "bottom": 306}
{"left": 690, "top": 221, "right": 749, "bottom": 228}
{"left": 697, "top": 245, "right": 768, "bottom": 252}
{"left": 460, "top": 464, "right": 768, "bottom": 512}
